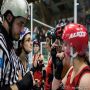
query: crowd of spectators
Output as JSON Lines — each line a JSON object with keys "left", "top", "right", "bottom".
{"left": 33, "top": 18, "right": 74, "bottom": 42}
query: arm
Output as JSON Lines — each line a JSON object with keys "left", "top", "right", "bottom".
{"left": 52, "top": 66, "right": 73, "bottom": 90}
{"left": 16, "top": 71, "right": 33, "bottom": 90}
{"left": 9, "top": 71, "right": 33, "bottom": 90}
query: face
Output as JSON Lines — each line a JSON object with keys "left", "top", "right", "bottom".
{"left": 33, "top": 44, "right": 40, "bottom": 54}
{"left": 45, "top": 37, "right": 51, "bottom": 51}
{"left": 62, "top": 42, "right": 71, "bottom": 57}
{"left": 62, "top": 42, "right": 71, "bottom": 66}
{"left": 12, "top": 17, "right": 26, "bottom": 41}
{"left": 23, "top": 34, "right": 32, "bottom": 53}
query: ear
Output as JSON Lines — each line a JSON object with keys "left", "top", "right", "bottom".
{"left": 6, "top": 13, "right": 13, "bottom": 23}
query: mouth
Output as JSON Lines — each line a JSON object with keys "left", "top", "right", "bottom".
{"left": 30, "top": 47, "right": 32, "bottom": 50}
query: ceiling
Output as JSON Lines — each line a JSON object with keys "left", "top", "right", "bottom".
{"left": 0, "top": 0, "right": 73, "bottom": 15}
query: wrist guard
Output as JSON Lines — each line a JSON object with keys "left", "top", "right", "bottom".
{"left": 16, "top": 72, "right": 33, "bottom": 90}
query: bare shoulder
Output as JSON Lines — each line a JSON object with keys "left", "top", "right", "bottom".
{"left": 79, "top": 73, "right": 90, "bottom": 90}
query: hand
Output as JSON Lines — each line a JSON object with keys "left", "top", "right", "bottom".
{"left": 18, "top": 70, "right": 22, "bottom": 80}
{"left": 56, "top": 52, "right": 65, "bottom": 60}
{"left": 51, "top": 47, "right": 57, "bottom": 68}
{"left": 55, "top": 56, "right": 63, "bottom": 80}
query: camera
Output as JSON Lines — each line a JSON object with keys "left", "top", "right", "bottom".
{"left": 51, "top": 45, "right": 63, "bottom": 68}
{"left": 37, "top": 60, "right": 44, "bottom": 71}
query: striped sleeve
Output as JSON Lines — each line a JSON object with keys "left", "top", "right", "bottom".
{"left": 0, "top": 33, "right": 11, "bottom": 85}
{"left": 0, "top": 48, "right": 4, "bottom": 82}
{"left": 0, "top": 32, "right": 25, "bottom": 86}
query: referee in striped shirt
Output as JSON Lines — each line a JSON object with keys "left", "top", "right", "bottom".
{"left": 0, "top": 0, "right": 33, "bottom": 90}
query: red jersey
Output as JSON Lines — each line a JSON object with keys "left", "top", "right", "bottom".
{"left": 44, "top": 57, "right": 53, "bottom": 90}
{"left": 33, "top": 54, "right": 43, "bottom": 86}
{"left": 34, "top": 70, "right": 42, "bottom": 86}
{"left": 64, "top": 66, "right": 90, "bottom": 90}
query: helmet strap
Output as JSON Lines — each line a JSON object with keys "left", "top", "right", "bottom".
{"left": 8, "top": 18, "right": 15, "bottom": 41}
{"left": 70, "top": 47, "right": 78, "bottom": 64}
{"left": 4, "top": 10, "right": 15, "bottom": 41}
{"left": 24, "top": 48, "right": 29, "bottom": 54}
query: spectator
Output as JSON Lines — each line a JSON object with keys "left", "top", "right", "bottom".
{"left": 44, "top": 31, "right": 55, "bottom": 90}
{"left": 32, "top": 40, "right": 45, "bottom": 89}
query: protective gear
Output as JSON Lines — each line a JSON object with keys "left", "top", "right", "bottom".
{"left": 56, "top": 22, "right": 66, "bottom": 30}
{"left": 19, "top": 27, "right": 30, "bottom": 41}
{"left": 45, "top": 31, "right": 52, "bottom": 39}
{"left": 1, "top": 0, "right": 30, "bottom": 19}
{"left": 16, "top": 72, "right": 33, "bottom": 90}
{"left": 33, "top": 40, "right": 40, "bottom": 47}
{"left": 46, "top": 31, "right": 56, "bottom": 44}
{"left": 51, "top": 47, "right": 57, "bottom": 68}
{"left": 55, "top": 59, "right": 63, "bottom": 80}
{"left": 52, "top": 32, "right": 56, "bottom": 43}
{"left": 55, "top": 22, "right": 66, "bottom": 39}
{"left": 62, "top": 23, "right": 88, "bottom": 54}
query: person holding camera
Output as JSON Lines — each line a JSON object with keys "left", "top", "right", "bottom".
{"left": 32, "top": 40, "right": 45, "bottom": 89}
{"left": 44, "top": 30, "right": 57, "bottom": 90}
{"left": 52, "top": 23, "right": 90, "bottom": 90}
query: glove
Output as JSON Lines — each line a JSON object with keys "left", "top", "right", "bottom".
{"left": 51, "top": 47, "right": 57, "bottom": 68}
{"left": 48, "top": 73, "right": 53, "bottom": 83}
{"left": 42, "top": 70, "right": 46, "bottom": 80}
{"left": 16, "top": 71, "right": 33, "bottom": 90}
{"left": 55, "top": 58, "right": 63, "bottom": 80}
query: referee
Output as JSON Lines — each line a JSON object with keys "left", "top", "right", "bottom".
{"left": 0, "top": 0, "right": 33, "bottom": 90}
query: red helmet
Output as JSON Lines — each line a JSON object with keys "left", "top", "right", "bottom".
{"left": 62, "top": 23, "right": 88, "bottom": 53}
{"left": 55, "top": 22, "right": 66, "bottom": 39}
{"left": 55, "top": 28, "right": 63, "bottom": 38}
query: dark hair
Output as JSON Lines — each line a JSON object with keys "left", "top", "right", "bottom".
{"left": 16, "top": 37, "right": 24, "bottom": 56}
{"left": 77, "top": 53, "right": 90, "bottom": 66}
{"left": 3, "top": 10, "right": 13, "bottom": 18}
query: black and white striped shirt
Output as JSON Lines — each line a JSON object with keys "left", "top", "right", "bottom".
{"left": 0, "top": 25, "right": 25, "bottom": 86}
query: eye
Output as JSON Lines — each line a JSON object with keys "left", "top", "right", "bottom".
{"left": 24, "top": 38, "right": 31, "bottom": 42}
{"left": 16, "top": 20, "right": 25, "bottom": 27}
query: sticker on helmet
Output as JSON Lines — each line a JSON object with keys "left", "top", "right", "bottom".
{"left": 69, "top": 31, "right": 86, "bottom": 39}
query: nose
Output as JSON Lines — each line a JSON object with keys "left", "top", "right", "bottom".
{"left": 30, "top": 41, "right": 33, "bottom": 46}
{"left": 19, "top": 27, "right": 24, "bottom": 34}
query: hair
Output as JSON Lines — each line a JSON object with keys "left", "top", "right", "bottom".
{"left": 77, "top": 53, "right": 90, "bottom": 66}
{"left": 3, "top": 10, "right": 13, "bottom": 18}
{"left": 16, "top": 37, "right": 24, "bottom": 56}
